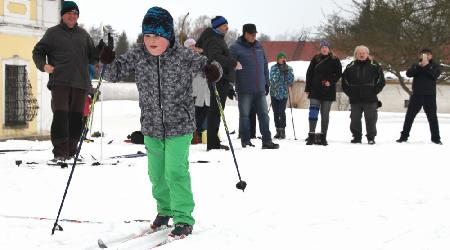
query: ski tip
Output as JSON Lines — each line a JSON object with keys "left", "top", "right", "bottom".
{"left": 97, "top": 238, "right": 108, "bottom": 248}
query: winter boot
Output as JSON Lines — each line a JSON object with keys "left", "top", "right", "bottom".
{"left": 262, "top": 140, "right": 280, "bottom": 149}
{"left": 191, "top": 132, "right": 200, "bottom": 145}
{"left": 279, "top": 128, "right": 286, "bottom": 139}
{"left": 351, "top": 137, "right": 362, "bottom": 144}
{"left": 274, "top": 128, "right": 281, "bottom": 139}
{"left": 306, "top": 132, "right": 315, "bottom": 145}
{"left": 169, "top": 223, "right": 193, "bottom": 239}
{"left": 396, "top": 133, "right": 408, "bottom": 143}
{"left": 150, "top": 214, "right": 171, "bottom": 231}
{"left": 320, "top": 133, "right": 328, "bottom": 146}
{"left": 368, "top": 138, "right": 376, "bottom": 145}
{"left": 242, "top": 140, "right": 255, "bottom": 148}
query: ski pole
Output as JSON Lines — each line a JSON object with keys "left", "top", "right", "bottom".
{"left": 288, "top": 87, "right": 297, "bottom": 140}
{"left": 51, "top": 65, "right": 107, "bottom": 235}
{"left": 211, "top": 82, "right": 247, "bottom": 192}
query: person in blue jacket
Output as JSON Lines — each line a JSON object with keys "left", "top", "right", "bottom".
{"left": 269, "top": 52, "right": 294, "bottom": 139}
{"left": 230, "top": 24, "right": 279, "bottom": 149}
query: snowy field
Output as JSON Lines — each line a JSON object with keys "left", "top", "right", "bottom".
{"left": 1, "top": 100, "right": 450, "bottom": 250}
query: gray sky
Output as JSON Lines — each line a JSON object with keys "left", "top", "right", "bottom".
{"left": 75, "top": 0, "right": 353, "bottom": 41}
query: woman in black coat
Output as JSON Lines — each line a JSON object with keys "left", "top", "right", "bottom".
{"left": 305, "top": 40, "right": 342, "bottom": 145}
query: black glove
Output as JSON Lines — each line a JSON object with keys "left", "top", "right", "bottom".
{"left": 377, "top": 100, "right": 382, "bottom": 108}
{"left": 265, "top": 84, "right": 269, "bottom": 96}
{"left": 204, "top": 61, "right": 222, "bottom": 83}
{"left": 228, "top": 88, "right": 236, "bottom": 100}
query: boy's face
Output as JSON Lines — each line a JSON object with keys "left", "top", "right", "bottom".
{"left": 144, "top": 34, "right": 169, "bottom": 56}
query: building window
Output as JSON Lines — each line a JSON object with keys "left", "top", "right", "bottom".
{"left": 4, "top": 65, "right": 38, "bottom": 127}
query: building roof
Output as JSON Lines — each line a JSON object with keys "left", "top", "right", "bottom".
{"left": 260, "top": 41, "right": 348, "bottom": 62}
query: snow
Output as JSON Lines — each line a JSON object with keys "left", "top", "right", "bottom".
{"left": 1, "top": 100, "right": 450, "bottom": 250}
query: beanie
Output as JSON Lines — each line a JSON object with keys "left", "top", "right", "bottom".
{"left": 276, "top": 52, "right": 287, "bottom": 61}
{"left": 142, "top": 7, "right": 174, "bottom": 44}
{"left": 184, "top": 38, "right": 196, "bottom": 48}
{"left": 211, "top": 16, "right": 228, "bottom": 29}
{"left": 320, "top": 39, "right": 331, "bottom": 48}
{"left": 61, "top": 1, "right": 79, "bottom": 16}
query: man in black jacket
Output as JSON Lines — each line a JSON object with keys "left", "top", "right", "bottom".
{"left": 342, "top": 45, "right": 385, "bottom": 144}
{"left": 397, "top": 48, "right": 442, "bottom": 144}
{"left": 33, "top": 1, "right": 99, "bottom": 162}
{"left": 196, "top": 16, "right": 239, "bottom": 151}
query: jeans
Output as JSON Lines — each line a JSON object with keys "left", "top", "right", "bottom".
{"left": 238, "top": 91, "right": 272, "bottom": 143}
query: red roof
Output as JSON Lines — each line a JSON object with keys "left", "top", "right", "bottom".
{"left": 260, "top": 41, "right": 348, "bottom": 62}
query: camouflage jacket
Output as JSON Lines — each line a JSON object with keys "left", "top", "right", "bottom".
{"left": 103, "top": 43, "right": 208, "bottom": 139}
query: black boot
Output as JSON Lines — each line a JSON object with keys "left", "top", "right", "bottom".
{"left": 274, "top": 128, "right": 281, "bottom": 139}
{"left": 262, "top": 140, "right": 280, "bottom": 149}
{"left": 320, "top": 133, "right": 328, "bottom": 146}
{"left": 279, "top": 128, "right": 286, "bottom": 139}
{"left": 306, "top": 132, "right": 315, "bottom": 145}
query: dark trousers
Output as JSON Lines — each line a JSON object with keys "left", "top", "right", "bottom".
{"left": 271, "top": 97, "right": 288, "bottom": 128}
{"left": 350, "top": 102, "right": 378, "bottom": 140}
{"left": 195, "top": 106, "right": 209, "bottom": 134}
{"left": 51, "top": 86, "right": 87, "bottom": 158}
{"left": 249, "top": 104, "right": 256, "bottom": 138}
{"left": 207, "top": 81, "right": 230, "bottom": 149}
{"left": 401, "top": 94, "right": 440, "bottom": 141}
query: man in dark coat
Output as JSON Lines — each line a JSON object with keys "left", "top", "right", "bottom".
{"left": 196, "top": 16, "right": 239, "bottom": 151}
{"left": 397, "top": 48, "right": 442, "bottom": 144}
{"left": 32, "top": 1, "right": 98, "bottom": 162}
{"left": 342, "top": 45, "right": 385, "bottom": 144}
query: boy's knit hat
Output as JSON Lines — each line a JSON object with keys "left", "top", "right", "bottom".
{"left": 142, "top": 7, "right": 174, "bottom": 44}
{"left": 276, "top": 52, "right": 287, "bottom": 61}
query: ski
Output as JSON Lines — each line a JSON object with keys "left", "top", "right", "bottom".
{"left": 0, "top": 214, "right": 150, "bottom": 225}
{"left": 146, "top": 235, "right": 189, "bottom": 249}
{"left": 98, "top": 225, "right": 171, "bottom": 248}
{"left": 108, "top": 151, "right": 146, "bottom": 159}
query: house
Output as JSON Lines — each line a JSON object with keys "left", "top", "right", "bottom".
{"left": 0, "top": 0, "right": 60, "bottom": 139}
{"left": 260, "top": 40, "right": 347, "bottom": 63}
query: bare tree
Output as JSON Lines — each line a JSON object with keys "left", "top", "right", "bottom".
{"left": 320, "top": 0, "right": 450, "bottom": 95}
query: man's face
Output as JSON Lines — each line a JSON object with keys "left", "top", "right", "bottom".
{"left": 320, "top": 46, "right": 330, "bottom": 55}
{"left": 244, "top": 32, "right": 256, "bottom": 43}
{"left": 356, "top": 49, "right": 369, "bottom": 61}
{"left": 144, "top": 34, "right": 170, "bottom": 56}
{"left": 217, "top": 23, "right": 229, "bottom": 34}
{"left": 62, "top": 11, "right": 78, "bottom": 28}
{"left": 419, "top": 52, "right": 432, "bottom": 61}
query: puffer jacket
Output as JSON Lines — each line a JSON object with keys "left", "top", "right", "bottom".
{"left": 196, "top": 27, "right": 237, "bottom": 83}
{"left": 305, "top": 53, "right": 342, "bottom": 101}
{"left": 269, "top": 63, "right": 294, "bottom": 100}
{"left": 229, "top": 37, "right": 270, "bottom": 94}
{"left": 103, "top": 42, "right": 208, "bottom": 139}
{"left": 342, "top": 59, "right": 385, "bottom": 104}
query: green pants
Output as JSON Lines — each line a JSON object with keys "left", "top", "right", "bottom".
{"left": 144, "top": 134, "right": 195, "bottom": 225}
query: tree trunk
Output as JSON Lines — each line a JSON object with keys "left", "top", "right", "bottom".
{"left": 396, "top": 73, "right": 412, "bottom": 96}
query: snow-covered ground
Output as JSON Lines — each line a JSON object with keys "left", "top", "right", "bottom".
{"left": 1, "top": 100, "right": 450, "bottom": 250}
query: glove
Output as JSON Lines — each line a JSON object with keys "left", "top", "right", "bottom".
{"left": 204, "top": 61, "right": 223, "bottom": 83}
{"left": 265, "top": 84, "right": 269, "bottom": 96}
{"left": 228, "top": 88, "right": 236, "bottom": 100}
